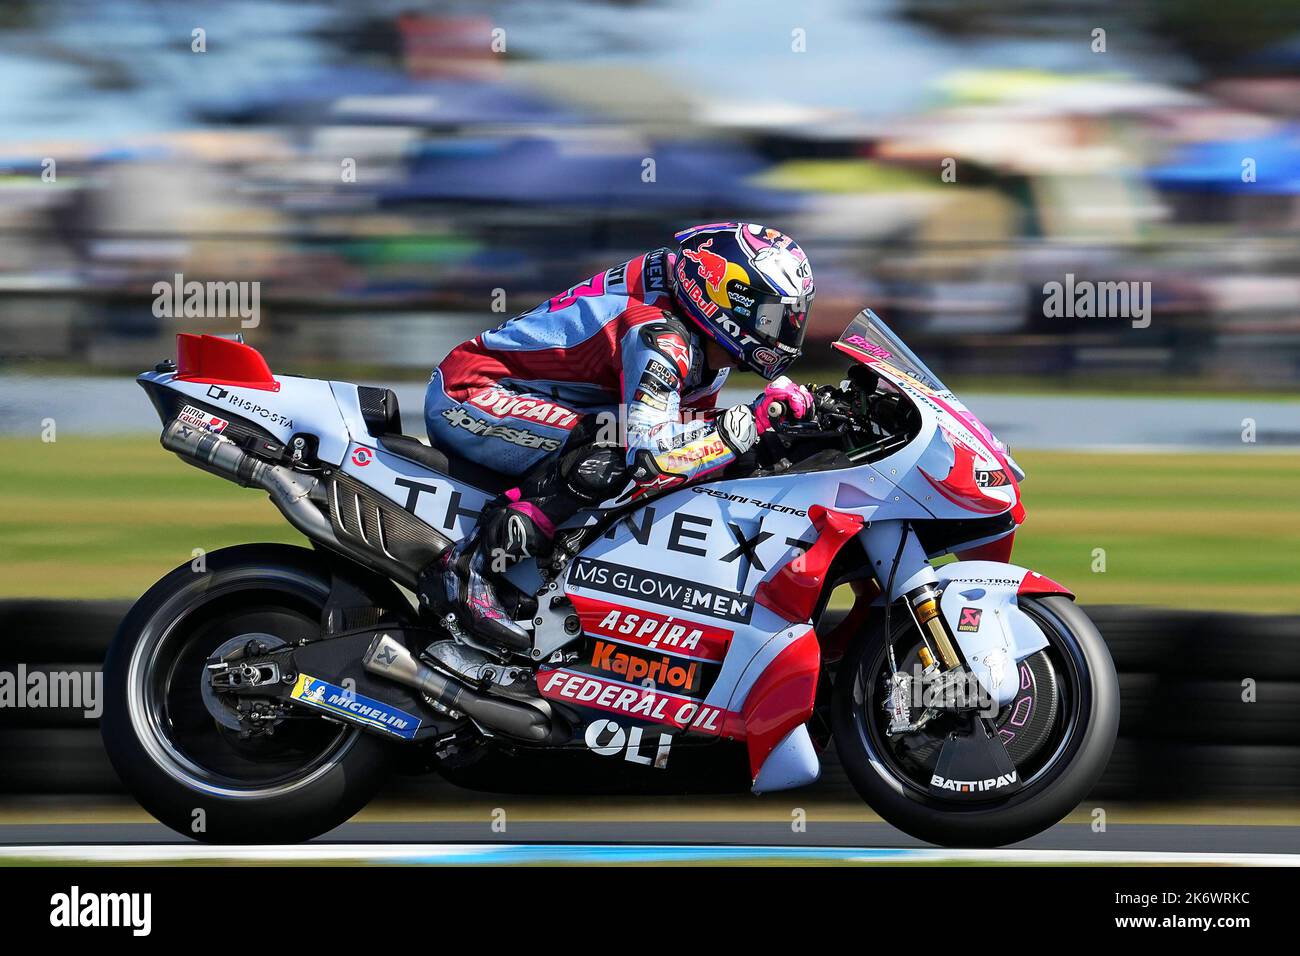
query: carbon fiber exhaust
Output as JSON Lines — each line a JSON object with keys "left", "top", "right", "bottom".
{"left": 160, "top": 418, "right": 418, "bottom": 587}
{"left": 362, "top": 633, "right": 552, "bottom": 743}
{"left": 165, "top": 419, "right": 556, "bottom": 742}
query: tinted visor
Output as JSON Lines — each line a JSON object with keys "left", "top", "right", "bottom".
{"left": 728, "top": 279, "right": 813, "bottom": 353}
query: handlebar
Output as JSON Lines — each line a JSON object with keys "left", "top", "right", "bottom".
{"left": 764, "top": 391, "right": 829, "bottom": 429}
{"left": 762, "top": 385, "right": 858, "bottom": 434}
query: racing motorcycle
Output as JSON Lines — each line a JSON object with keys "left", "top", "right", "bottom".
{"left": 102, "top": 311, "right": 1118, "bottom": 846}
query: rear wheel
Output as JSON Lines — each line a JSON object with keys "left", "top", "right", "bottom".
{"left": 832, "top": 595, "right": 1118, "bottom": 847}
{"left": 101, "top": 545, "right": 395, "bottom": 843}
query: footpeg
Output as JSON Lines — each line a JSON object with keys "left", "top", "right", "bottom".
{"left": 441, "top": 611, "right": 470, "bottom": 643}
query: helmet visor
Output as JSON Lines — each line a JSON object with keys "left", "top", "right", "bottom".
{"left": 750, "top": 290, "right": 813, "bottom": 352}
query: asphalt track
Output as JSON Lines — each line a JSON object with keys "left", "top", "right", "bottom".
{"left": 2, "top": 818, "right": 1299, "bottom": 865}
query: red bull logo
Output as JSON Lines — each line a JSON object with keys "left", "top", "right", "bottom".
{"left": 682, "top": 239, "right": 728, "bottom": 291}
{"left": 674, "top": 263, "right": 718, "bottom": 318}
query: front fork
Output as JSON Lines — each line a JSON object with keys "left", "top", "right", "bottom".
{"left": 859, "top": 521, "right": 974, "bottom": 732}
{"left": 859, "top": 521, "right": 961, "bottom": 670}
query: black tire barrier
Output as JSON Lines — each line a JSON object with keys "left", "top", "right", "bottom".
{"left": 1, "top": 600, "right": 1297, "bottom": 801}
{"left": 1086, "top": 605, "right": 1300, "bottom": 680}
{"left": 0, "top": 600, "right": 132, "bottom": 663}
{"left": 0, "top": 728, "right": 121, "bottom": 794}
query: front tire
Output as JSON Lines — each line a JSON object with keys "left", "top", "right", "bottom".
{"left": 101, "top": 544, "right": 396, "bottom": 843}
{"left": 832, "top": 595, "right": 1118, "bottom": 847}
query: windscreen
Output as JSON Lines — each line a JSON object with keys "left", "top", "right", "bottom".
{"left": 835, "top": 310, "right": 949, "bottom": 393}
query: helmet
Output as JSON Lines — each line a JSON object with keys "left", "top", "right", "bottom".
{"left": 671, "top": 222, "right": 814, "bottom": 380}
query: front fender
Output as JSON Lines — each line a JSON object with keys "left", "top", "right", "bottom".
{"left": 932, "top": 561, "right": 1072, "bottom": 708}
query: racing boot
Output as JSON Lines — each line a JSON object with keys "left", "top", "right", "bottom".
{"left": 421, "top": 509, "right": 538, "bottom": 654}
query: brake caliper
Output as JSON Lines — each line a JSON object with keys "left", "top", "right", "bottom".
{"left": 885, "top": 672, "right": 914, "bottom": 735}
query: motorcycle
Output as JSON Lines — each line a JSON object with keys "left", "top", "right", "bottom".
{"left": 102, "top": 310, "right": 1118, "bottom": 846}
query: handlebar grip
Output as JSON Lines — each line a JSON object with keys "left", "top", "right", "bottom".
{"left": 766, "top": 400, "right": 786, "bottom": 423}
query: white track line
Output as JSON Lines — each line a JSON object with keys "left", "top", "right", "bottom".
{"left": 3, "top": 843, "right": 1298, "bottom": 866}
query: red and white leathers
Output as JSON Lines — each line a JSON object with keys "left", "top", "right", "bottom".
{"left": 425, "top": 247, "right": 746, "bottom": 496}
{"left": 426, "top": 248, "right": 763, "bottom": 649}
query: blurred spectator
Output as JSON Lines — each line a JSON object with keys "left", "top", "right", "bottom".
{"left": 1, "top": 1, "right": 1298, "bottom": 388}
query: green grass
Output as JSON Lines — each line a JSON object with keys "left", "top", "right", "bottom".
{"left": 0, "top": 436, "right": 301, "bottom": 599}
{"left": 1, "top": 437, "right": 1297, "bottom": 611}
{"left": 1010, "top": 451, "right": 1300, "bottom": 612}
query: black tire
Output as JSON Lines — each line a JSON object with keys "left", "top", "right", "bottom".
{"left": 101, "top": 544, "right": 395, "bottom": 843}
{"left": 832, "top": 595, "right": 1118, "bottom": 847}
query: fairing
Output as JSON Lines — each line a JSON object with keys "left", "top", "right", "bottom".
{"left": 141, "top": 324, "right": 1075, "bottom": 796}
{"left": 933, "top": 561, "right": 1064, "bottom": 708}
{"left": 835, "top": 311, "right": 1024, "bottom": 524}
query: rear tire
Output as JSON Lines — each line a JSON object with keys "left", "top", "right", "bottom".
{"left": 101, "top": 544, "right": 395, "bottom": 843}
{"left": 832, "top": 596, "right": 1118, "bottom": 847}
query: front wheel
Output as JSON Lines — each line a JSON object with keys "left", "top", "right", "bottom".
{"left": 832, "top": 595, "right": 1118, "bottom": 847}
{"left": 101, "top": 544, "right": 396, "bottom": 843}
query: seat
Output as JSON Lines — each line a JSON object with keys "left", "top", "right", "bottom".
{"left": 379, "top": 433, "right": 519, "bottom": 497}
{"left": 358, "top": 385, "right": 519, "bottom": 495}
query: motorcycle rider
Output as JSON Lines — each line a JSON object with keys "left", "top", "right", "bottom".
{"left": 424, "top": 222, "right": 816, "bottom": 652}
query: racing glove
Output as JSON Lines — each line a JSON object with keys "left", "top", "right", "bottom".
{"left": 753, "top": 376, "right": 813, "bottom": 434}
{"left": 716, "top": 403, "right": 758, "bottom": 456}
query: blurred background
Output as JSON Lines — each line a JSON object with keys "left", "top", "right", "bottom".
{"left": 0, "top": 0, "right": 1297, "bottom": 610}
{"left": 1, "top": 0, "right": 1299, "bottom": 817}
{"left": 3, "top": 0, "right": 1300, "bottom": 384}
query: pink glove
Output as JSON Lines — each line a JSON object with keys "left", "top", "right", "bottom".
{"left": 754, "top": 376, "right": 813, "bottom": 434}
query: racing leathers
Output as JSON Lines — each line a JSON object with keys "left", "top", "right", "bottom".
{"left": 424, "top": 248, "right": 757, "bottom": 649}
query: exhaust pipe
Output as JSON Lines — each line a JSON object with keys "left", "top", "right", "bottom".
{"left": 363, "top": 633, "right": 553, "bottom": 743}
{"left": 160, "top": 419, "right": 418, "bottom": 587}
{"left": 164, "top": 420, "right": 559, "bottom": 744}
